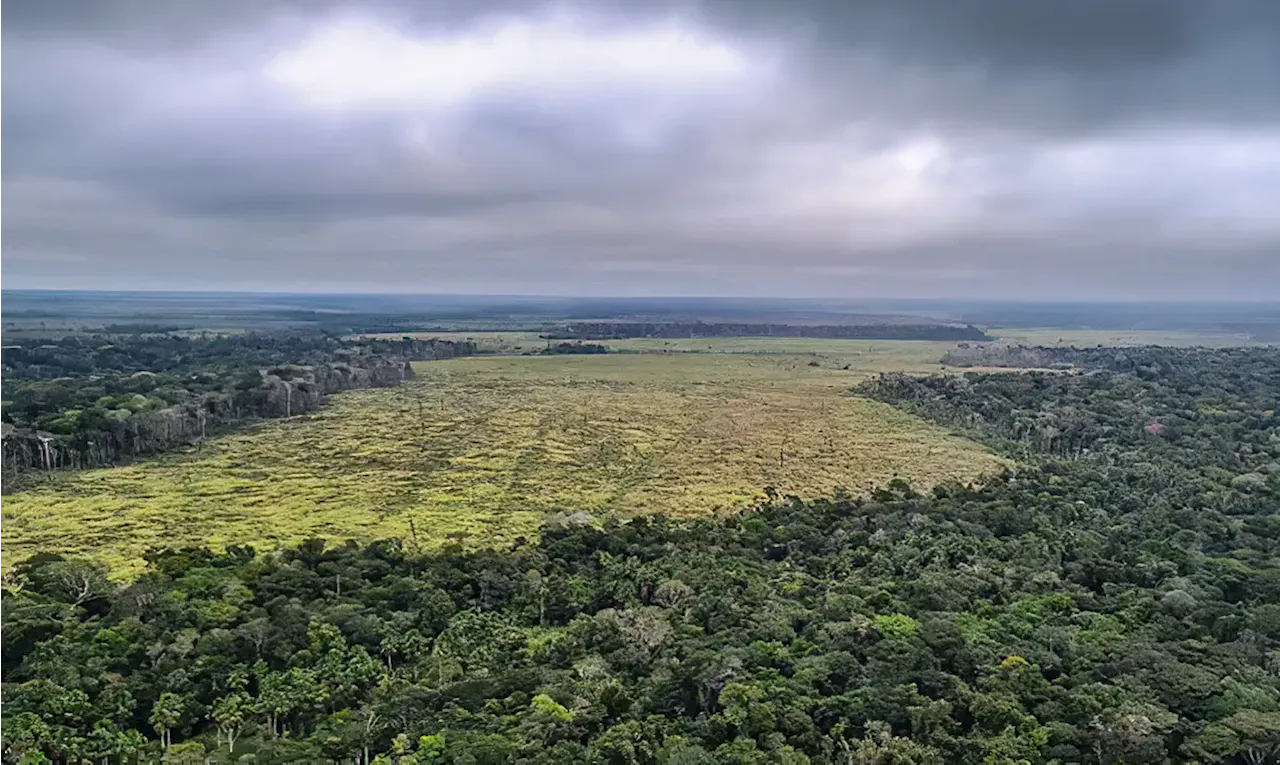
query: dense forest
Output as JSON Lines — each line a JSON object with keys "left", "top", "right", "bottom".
{"left": 879, "top": 345, "right": 1280, "bottom": 466}
{"left": 937, "top": 344, "right": 1274, "bottom": 371}
{"left": 0, "top": 334, "right": 475, "bottom": 476}
{"left": 4, "top": 345, "right": 1279, "bottom": 763}
{"left": 545, "top": 323, "right": 991, "bottom": 342}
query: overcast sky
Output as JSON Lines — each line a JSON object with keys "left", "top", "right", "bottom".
{"left": 3, "top": 0, "right": 1278, "bottom": 299}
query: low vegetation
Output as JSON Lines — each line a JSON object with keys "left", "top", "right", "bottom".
{"left": 1, "top": 352, "right": 1003, "bottom": 577}
{"left": 374, "top": 333, "right": 970, "bottom": 371}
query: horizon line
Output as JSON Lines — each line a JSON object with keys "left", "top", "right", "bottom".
{"left": 4, "top": 288, "right": 1279, "bottom": 306}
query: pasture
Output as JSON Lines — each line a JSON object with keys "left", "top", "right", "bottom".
{"left": 1, "top": 346, "right": 1006, "bottom": 576}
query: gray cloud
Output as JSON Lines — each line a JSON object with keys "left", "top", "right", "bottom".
{"left": 3, "top": 0, "right": 1278, "bottom": 299}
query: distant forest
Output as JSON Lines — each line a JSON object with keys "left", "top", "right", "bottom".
{"left": 545, "top": 323, "right": 991, "bottom": 342}
{"left": 538, "top": 342, "right": 611, "bottom": 355}
{"left": 0, "top": 334, "right": 475, "bottom": 477}
{"left": 8, "top": 291, "right": 1276, "bottom": 340}
{"left": 937, "top": 344, "right": 1261, "bottom": 371}
{"left": 5, "top": 345, "right": 1279, "bottom": 763}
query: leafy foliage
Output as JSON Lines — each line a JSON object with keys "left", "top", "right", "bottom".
{"left": 5, "top": 345, "right": 1279, "bottom": 763}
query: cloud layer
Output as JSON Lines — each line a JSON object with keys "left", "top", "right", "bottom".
{"left": 4, "top": 0, "right": 1278, "bottom": 298}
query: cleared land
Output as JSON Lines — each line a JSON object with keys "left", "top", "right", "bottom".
{"left": 364, "top": 331, "right": 968, "bottom": 366}
{"left": 1, "top": 346, "right": 1005, "bottom": 576}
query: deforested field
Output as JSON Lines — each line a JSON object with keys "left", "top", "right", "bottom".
{"left": 1, "top": 348, "right": 1006, "bottom": 576}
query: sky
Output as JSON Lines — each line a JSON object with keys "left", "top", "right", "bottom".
{"left": 3, "top": 0, "right": 1279, "bottom": 299}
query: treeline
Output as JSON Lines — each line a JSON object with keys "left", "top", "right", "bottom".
{"left": 5, "top": 346, "right": 1280, "bottom": 762}
{"left": 538, "top": 342, "right": 610, "bottom": 355}
{"left": 546, "top": 322, "right": 991, "bottom": 342}
{"left": 860, "top": 346, "right": 1280, "bottom": 470}
{"left": 1, "top": 334, "right": 475, "bottom": 476}
{"left": 931, "top": 345, "right": 1280, "bottom": 378}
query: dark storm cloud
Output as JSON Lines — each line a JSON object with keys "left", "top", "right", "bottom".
{"left": 3, "top": 0, "right": 1278, "bottom": 298}
{"left": 705, "top": 0, "right": 1280, "bottom": 135}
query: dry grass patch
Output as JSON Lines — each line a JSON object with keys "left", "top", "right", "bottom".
{"left": 2, "top": 352, "right": 1005, "bottom": 577}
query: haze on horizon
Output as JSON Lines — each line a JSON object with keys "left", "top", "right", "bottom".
{"left": 3, "top": 0, "right": 1278, "bottom": 300}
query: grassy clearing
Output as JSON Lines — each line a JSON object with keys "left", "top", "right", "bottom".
{"left": 365, "top": 330, "right": 968, "bottom": 369}
{"left": 1, "top": 350, "right": 1005, "bottom": 577}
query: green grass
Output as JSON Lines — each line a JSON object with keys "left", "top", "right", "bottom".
{"left": 364, "top": 330, "right": 969, "bottom": 368}
{"left": 1, "top": 349, "right": 1006, "bottom": 577}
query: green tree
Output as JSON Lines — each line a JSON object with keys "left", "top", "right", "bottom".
{"left": 149, "top": 692, "right": 185, "bottom": 751}
{"left": 212, "top": 693, "right": 249, "bottom": 754}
